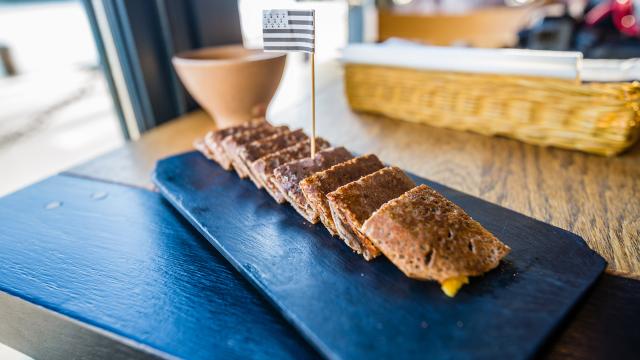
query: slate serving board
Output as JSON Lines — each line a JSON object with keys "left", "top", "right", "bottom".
{"left": 0, "top": 175, "right": 317, "bottom": 359}
{"left": 153, "top": 151, "right": 606, "bottom": 360}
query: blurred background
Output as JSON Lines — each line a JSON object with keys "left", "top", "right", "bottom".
{"left": 0, "top": 0, "right": 122, "bottom": 197}
{"left": 1, "top": 1, "right": 639, "bottom": 357}
{"left": 0, "top": 0, "right": 639, "bottom": 197}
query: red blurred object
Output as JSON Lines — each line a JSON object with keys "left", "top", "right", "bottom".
{"left": 585, "top": 0, "right": 640, "bottom": 37}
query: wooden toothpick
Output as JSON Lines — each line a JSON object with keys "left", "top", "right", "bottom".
{"left": 311, "top": 52, "right": 316, "bottom": 157}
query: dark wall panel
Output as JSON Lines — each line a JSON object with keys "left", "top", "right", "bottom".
{"left": 190, "top": 0, "right": 243, "bottom": 48}
{"left": 86, "top": 0, "right": 242, "bottom": 133}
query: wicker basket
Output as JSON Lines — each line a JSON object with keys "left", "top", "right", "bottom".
{"left": 344, "top": 64, "right": 640, "bottom": 156}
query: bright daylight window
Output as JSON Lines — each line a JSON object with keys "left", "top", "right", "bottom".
{"left": 0, "top": 0, "right": 123, "bottom": 197}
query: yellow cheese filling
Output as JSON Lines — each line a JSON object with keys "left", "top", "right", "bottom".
{"left": 441, "top": 276, "right": 470, "bottom": 297}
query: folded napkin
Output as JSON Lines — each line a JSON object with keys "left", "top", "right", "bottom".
{"left": 341, "top": 39, "right": 640, "bottom": 82}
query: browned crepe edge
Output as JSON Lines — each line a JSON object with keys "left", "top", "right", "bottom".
{"left": 361, "top": 184, "right": 511, "bottom": 283}
{"left": 300, "top": 154, "right": 384, "bottom": 237}
{"left": 238, "top": 130, "right": 308, "bottom": 189}
{"left": 194, "top": 138, "right": 215, "bottom": 160}
{"left": 271, "top": 147, "right": 353, "bottom": 223}
{"left": 326, "top": 167, "right": 415, "bottom": 260}
{"left": 252, "top": 139, "right": 331, "bottom": 203}
{"left": 204, "top": 119, "right": 270, "bottom": 170}
{"left": 264, "top": 175, "right": 287, "bottom": 204}
{"left": 221, "top": 126, "right": 288, "bottom": 178}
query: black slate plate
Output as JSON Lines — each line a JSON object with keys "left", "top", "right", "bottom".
{"left": 0, "top": 175, "right": 317, "bottom": 359}
{"left": 153, "top": 151, "right": 606, "bottom": 360}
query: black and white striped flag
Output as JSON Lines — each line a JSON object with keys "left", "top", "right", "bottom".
{"left": 262, "top": 9, "right": 315, "bottom": 53}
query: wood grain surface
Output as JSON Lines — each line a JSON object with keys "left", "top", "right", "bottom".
{"left": 71, "top": 63, "right": 640, "bottom": 278}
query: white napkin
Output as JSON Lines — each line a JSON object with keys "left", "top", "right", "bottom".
{"left": 341, "top": 39, "right": 640, "bottom": 82}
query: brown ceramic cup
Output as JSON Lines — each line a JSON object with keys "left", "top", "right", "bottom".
{"left": 172, "top": 44, "right": 286, "bottom": 128}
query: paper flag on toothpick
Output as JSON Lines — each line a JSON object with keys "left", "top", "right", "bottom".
{"left": 263, "top": 9, "right": 315, "bottom": 53}
{"left": 263, "top": 9, "right": 318, "bottom": 156}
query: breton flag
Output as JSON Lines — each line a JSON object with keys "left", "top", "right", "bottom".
{"left": 262, "top": 9, "right": 315, "bottom": 53}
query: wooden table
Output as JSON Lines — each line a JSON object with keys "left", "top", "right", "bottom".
{"left": 65, "top": 64, "right": 640, "bottom": 358}
{"left": 71, "top": 65, "right": 640, "bottom": 279}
